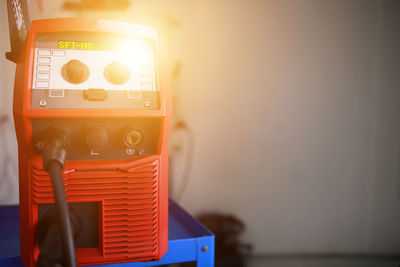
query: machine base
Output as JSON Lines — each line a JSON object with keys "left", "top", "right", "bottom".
{"left": 0, "top": 199, "right": 215, "bottom": 267}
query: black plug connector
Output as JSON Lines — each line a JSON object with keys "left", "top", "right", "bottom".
{"left": 42, "top": 127, "right": 69, "bottom": 170}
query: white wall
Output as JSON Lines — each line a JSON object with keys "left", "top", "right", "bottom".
{"left": 153, "top": 0, "right": 400, "bottom": 254}
{"left": 0, "top": 0, "right": 399, "bottom": 255}
{"left": 139, "top": 0, "right": 400, "bottom": 254}
{"left": 0, "top": 3, "right": 18, "bottom": 205}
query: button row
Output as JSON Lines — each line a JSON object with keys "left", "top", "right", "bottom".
{"left": 36, "top": 51, "right": 52, "bottom": 89}
{"left": 37, "top": 49, "right": 65, "bottom": 57}
{"left": 140, "top": 64, "right": 154, "bottom": 90}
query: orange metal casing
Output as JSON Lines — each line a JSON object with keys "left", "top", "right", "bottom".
{"left": 13, "top": 18, "right": 171, "bottom": 266}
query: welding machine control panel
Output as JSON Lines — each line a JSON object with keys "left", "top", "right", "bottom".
{"left": 31, "top": 33, "right": 159, "bottom": 109}
{"left": 30, "top": 32, "right": 161, "bottom": 160}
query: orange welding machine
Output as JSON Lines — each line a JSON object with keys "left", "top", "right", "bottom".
{"left": 10, "top": 17, "right": 170, "bottom": 267}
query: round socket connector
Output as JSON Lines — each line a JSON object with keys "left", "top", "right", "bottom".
{"left": 123, "top": 129, "right": 143, "bottom": 147}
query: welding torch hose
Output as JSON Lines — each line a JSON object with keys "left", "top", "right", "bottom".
{"left": 47, "top": 160, "right": 77, "bottom": 267}
{"left": 39, "top": 128, "right": 77, "bottom": 267}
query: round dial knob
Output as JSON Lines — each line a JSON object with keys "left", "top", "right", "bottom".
{"left": 104, "top": 61, "right": 130, "bottom": 85}
{"left": 62, "top": 59, "right": 89, "bottom": 84}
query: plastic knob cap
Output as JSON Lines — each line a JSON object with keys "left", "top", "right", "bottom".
{"left": 104, "top": 61, "right": 130, "bottom": 85}
{"left": 62, "top": 59, "right": 89, "bottom": 84}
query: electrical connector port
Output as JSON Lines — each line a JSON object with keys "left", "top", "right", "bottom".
{"left": 124, "top": 129, "right": 143, "bottom": 147}
{"left": 85, "top": 125, "right": 109, "bottom": 154}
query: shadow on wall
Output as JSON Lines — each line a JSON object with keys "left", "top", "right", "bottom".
{"left": 197, "top": 212, "right": 252, "bottom": 267}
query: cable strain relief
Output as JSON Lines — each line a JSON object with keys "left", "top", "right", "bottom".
{"left": 42, "top": 127, "right": 69, "bottom": 170}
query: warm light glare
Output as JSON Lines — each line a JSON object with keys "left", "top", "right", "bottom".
{"left": 118, "top": 39, "right": 152, "bottom": 65}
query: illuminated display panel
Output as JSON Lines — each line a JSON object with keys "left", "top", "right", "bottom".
{"left": 57, "top": 40, "right": 150, "bottom": 51}
{"left": 58, "top": 41, "right": 94, "bottom": 50}
{"left": 32, "top": 33, "right": 157, "bottom": 92}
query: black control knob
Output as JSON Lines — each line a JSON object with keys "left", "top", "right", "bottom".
{"left": 62, "top": 59, "right": 89, "bottom": 84}
{"left": 85, "top": 126, "right": 108, "bottom": 155}
{"left": 104, "top": 61, "right": 130, "bottom": 85}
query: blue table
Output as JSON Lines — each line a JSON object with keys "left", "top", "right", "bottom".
{"left": 0, "top": 199, "right": 215, "bottom": 267}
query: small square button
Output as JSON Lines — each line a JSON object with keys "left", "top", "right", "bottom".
{"left": 141, "top": 76, "right": 153, "bottom": 82}
{"left": 52, "top": 50, "right": 65, "bottom": 56}
{"left": 36, "top": 73, "right": 50, "bottom": 80}
{"left": 141, "top": 84, "right": 153, "bottom": 90}
{"left": 37, "top": 57, "right": 51, "bottom": 64}
{"left": 36, "top": 81, "right": 50, "bottom": 88}
{"left": 127, "top": 90, "right": 142, "bottom": 98}
{"left": 37, "top": 65, "right": 50, "bottom": 71}
{"left": 38, "top": 50, "right": 51, "bottom": 56}
{"left": 141, "top": 70, "right": 152, "bottom": 76}
{"left": 49, "top": 89, "right": 64, "bottom": 97}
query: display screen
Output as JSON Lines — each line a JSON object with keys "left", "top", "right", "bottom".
{"left": 58, "top": 41, "right": 94, "bottom": 50}
{"left": 58, "top": 41, "right": 129, "bottom": 51}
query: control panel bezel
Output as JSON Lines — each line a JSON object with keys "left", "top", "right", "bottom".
{"left": 31, "top": 32, "right": 160, "bottom": 110}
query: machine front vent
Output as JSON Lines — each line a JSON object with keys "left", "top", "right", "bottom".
{"left": 31, "top": 158, "right": 159, "bottom": 261}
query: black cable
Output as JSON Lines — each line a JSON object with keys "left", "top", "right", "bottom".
{"left": 47, "top": 161, "right": 77, "bottom": 267}
{"left": 38, "top": 128, "right": 77, "bottom": 267}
